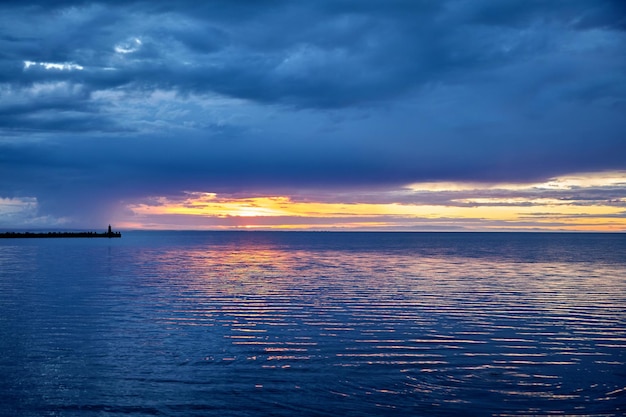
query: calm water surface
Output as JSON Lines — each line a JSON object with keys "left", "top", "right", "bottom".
{"left": 1, "top": 232, "right": 625, "bottom": 416}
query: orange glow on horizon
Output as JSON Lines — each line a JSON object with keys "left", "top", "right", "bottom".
{"left": 119, "top": 171, "right": 626, "bottom": 232}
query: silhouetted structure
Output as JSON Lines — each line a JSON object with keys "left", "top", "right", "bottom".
{"left": 0, "top": 225, "right": 122, "bottom": 238}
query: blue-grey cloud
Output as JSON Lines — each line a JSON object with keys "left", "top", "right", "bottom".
{"left": 0, "top": 0, "right": 625, "bottom": 226}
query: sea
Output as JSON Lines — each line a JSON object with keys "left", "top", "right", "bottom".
{"left": 1, "top": 231, "right": 625, "bottom": 416}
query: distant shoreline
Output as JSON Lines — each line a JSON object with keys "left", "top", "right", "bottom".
{"left": 0, "top": 231, "right": 121, "bottom": 238}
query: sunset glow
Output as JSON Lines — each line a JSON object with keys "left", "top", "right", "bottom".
{"left": 118, "top": 172, "right": 626, "bottom": 231}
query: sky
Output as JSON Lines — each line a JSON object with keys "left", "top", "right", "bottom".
{"left": 1, "top": 0, "right": 625, "bottom": 231}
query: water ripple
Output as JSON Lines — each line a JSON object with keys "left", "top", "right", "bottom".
{"left": 1, "top": 232, "right": 625, "bottom": 416}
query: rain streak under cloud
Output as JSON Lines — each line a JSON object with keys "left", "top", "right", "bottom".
{"left": 1, "top": 0, "right": 625, "bottom": 230}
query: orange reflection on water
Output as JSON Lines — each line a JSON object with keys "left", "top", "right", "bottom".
{"left": 144, "top": 238, "right": 626, "bottom": 332}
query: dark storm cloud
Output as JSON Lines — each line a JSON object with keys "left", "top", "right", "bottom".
{"left": 3, "top": 0, "right": 619, "bottom": 108}
{"left": 464, "top": 0, "right": 626, "bottom": 30}
{"left": 1, "top": 0, "right": 625, "bottom": 226}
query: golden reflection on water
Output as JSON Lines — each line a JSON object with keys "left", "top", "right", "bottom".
{"left": 155, "top": 243, "right": 625, "bottom": 323}
{"left": 257, "top": 252, "right": 609, "bottom": 309}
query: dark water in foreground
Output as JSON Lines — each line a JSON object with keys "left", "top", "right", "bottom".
{"left": 1, "top": 232, "right": 625, "bottom": 416}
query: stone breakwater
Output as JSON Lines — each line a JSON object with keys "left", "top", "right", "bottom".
{"left": 0, "top": 231, "right": 121, "bottom": 238}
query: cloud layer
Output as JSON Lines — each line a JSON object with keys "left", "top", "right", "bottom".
{"left": 1, "top": 1, "right": 625, "bottom": 227}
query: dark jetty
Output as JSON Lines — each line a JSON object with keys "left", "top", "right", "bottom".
{"left": 0, "top": 225, "right": 121, "bottom": 239}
